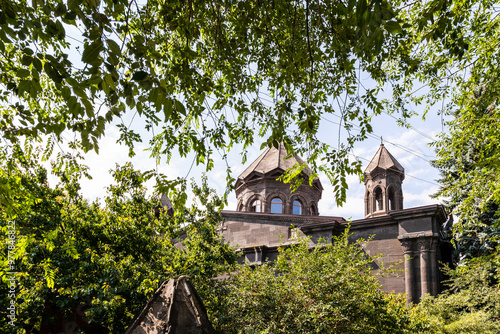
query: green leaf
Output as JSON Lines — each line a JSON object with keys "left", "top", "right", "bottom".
{"left": 17, "top": 80, "right": 31, "bottom": 95}
{"left": 385, "top": 21, "right": 402, "bottom": 34}
{"left": 132, "top": 71, "right": 148, "bottom": 81}
{"left": 32, "top": 57, "right": 42, "bottom": 72}
{"left": 21, "top": 55, "right": 33, "bottom": 66}
{"left": 17, "top": 69, "right": 30, "bottom": 78}
{"left": 44, "top": 62, "right": 63, "bottom": 84}
{"left": 82, "top": 40, "right": 104, "bottom": 64}
{"left": 164, "top": 98, "right": 173, "bottom": 119}
{"left": 67, "top": 0, "right": 79, "bottom": 11}
{"left": 174, "top": 99, "right": 186, "bottom": 115}
{"left": 107, "top": 39, "right": 121, "bottom": 56}
{"left": 60, "top": 86, "right": 71, "bottom": 100}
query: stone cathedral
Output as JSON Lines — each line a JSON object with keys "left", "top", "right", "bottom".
{"left": 220, "top": 143, "right": 452, "bottom": 303}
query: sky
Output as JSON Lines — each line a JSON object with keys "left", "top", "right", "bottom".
{"left": 45, "top": 24, "right": 449, "bottom": 220}
{"left": 56, "top": 106, "right": 446, "bottom": 221}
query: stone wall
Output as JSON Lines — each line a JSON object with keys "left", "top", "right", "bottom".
{"left": 220, "top": 204, "right": 450, "bottom": 303}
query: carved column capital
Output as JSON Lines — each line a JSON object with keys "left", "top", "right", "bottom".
{"left": 400, "top": 239, "right": 414, "bottom": 254}
{"left": 417, "top": 238, "right": 432, "bottom": 252}
{"left": 429, "top": 238, "right": 439, "bottom": 252}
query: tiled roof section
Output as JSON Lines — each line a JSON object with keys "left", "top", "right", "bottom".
{"left": 238, "top": 142, "right": 313, "bottom": 180}
{"left": 364, "top": 144, "right": 404, "bottom": 175}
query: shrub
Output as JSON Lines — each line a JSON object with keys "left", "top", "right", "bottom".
{"left": 210, "top": 231, "right": 415, "bottom": 333}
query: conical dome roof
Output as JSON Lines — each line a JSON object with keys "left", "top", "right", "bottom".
{"left": 234, "top": 143, "right": 323, "bottom": 214}
{"left": 364, "top": 144, "right": 404, "bottom": 178}
{"left": 238, "top": 142, "right": 313, "bottom": 181}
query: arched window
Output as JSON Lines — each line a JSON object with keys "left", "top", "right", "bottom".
{"left": 270, "top": 197, "right": 283, "bottom": 214}
{"left": 388, "top": 187, "right": 396, "bottom": 211}
{"left": 251, "top": 199, "right": 262, "bottom": 212}
{"left": 293, "top": 200, "right": 302, "bottom": 215}
{"left": 375, "top": 188, "right": 383, "bottom": 211}
{"left": 310, "top": 204, "right": 317, "bottom": 216}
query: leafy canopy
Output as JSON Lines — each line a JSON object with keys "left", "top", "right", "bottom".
{"left": 0, "top": 0, "right": 410, "bottom": 206}
{"left": 415, "top": 260, "right": 500, "bottom": 334}
{"left": 1, "top": 0, "right": 500, "bottom": 206}
{"left": 0, "top": 146, "right": 237, "bottom": 333}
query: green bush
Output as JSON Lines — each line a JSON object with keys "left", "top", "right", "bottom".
{"left": 210, "top": 232, "right": 416, "bottom": 334}
{"left": 0, "top": 147, "right": 237, "bottom": 333}
{"left": 414, "top": 260, "right": 500, "bottom": 334}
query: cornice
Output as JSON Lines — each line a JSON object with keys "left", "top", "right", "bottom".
{"left": 349, "top": 214, "right": 396, "bottom": 229}
{"left": 398, "top": 232, "right": 440, "bottom": 240}
{"left": 222, "top": 204, "right": 446, "bottom": 231}
{"left": 300, "top": 220, "right": 340, "bottom": 233}
{"left": 387, "top": 204, "right": 446, "bottom": 221}
{"left": 221, "top": 210, "right": 344, "bottom": 225}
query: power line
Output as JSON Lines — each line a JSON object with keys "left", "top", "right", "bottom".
{"left": 250, "top": 85, "right": 440, "bottom": 144}
{"left": 381, "top": 111, "right": 437, "bottom": 142}
{"left": 204, "top": 89, "right": 439, "bottom": 185}
{"left": 319, "top": 115, "right": 434, "bottom": 162}
{"left": 230, "top": 88, "right": 436, "bottom": 163}
{"left": 351, "top": 153, "right": 440, "bottom": 187}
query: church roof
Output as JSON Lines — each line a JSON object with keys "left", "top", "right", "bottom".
{"left": 364, "top": 144, "right": 404, "bottom": 176}
{"left": 238, "top": 142, "right": 314, "bottom": 181}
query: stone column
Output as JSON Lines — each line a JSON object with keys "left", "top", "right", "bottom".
{"left": 429, "top": 238, "right": 438, "bottom": 296}
{"left": 418, "top": 238, "right": 431, "bottom": 298}
{"left": 401, "top": 239, "right": 414, "bottom": 305}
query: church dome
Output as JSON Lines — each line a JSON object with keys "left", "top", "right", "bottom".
{"left": 364, "top": 144, "right": 405, "bottom": 217}
{"left": 364, "top": 144, "right": 405, "bottom": 179}
{"left": 235, "top": 143, "right": 322, "bottom": 215}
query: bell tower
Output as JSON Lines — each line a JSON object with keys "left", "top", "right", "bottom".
{"left": 364, "top": 144, "right": 405, "bottom": 217}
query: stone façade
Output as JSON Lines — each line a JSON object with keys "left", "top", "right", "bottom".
{"left": 220, "top": 143, "right": 452, "bottom": 304}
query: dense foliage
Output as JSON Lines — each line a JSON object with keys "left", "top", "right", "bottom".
{"left": 432, "top": 77, "right": 500, "bottom": 262}
{"left": 1, "top": 0, "right": 499, "bottom": 205}
{"left": 206, "top": 234, "right": 500, "bottom": 333}
{"left": 428, "top": 80, "right": 500, "bottom": 332}
{"left": 0, "top": 145, "right": 237, "bottom": 333}
{"left": 0, "top": 0, "right": 437, "bottom": 206}
{"left": 2, "top": 0, "right": 500, "bottom": 332}
{"left": 424, "top": 4, "right": 500, "bottom": 330}
{"left": 386, "top": 0, "right": 500, "bottom": 111}
{"left": 209, "top": 233, "right": 417, "bottom": 334}
{"left": 414, "top": 260, "right": 500, "bottom": 334}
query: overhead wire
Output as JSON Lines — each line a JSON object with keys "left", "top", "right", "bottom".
{"left": 236, "top": 87, "right": 436, "bottom": 163}
{"left": 204, "top": 90, "right": 440, "bottom": 187}
{"left": 62, "top": 23, "right": 439, "bottom": 187}
{"left": 352, "top": 152, "right": 440, "bottom": 187}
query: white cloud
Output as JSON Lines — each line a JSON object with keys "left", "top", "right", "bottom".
{"left": 315, "top": 120, "right": 444, "bottom": 220}
{"left": 40, "top": 108, "right": 446, "bottom": 219}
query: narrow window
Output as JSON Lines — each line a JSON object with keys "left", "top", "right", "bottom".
{"left": 270, "top": 197, "right": 283, "bottom": 214}
{"left": 289, "top": 227, "right": 299, "bottom": 239}
{"left": 375, "top": 188, "right": 383, "bottom": 211}
{"left": 310, "top": 205, "right": 317, "bottom": 216}
{"left": 251, "top": 199, "right": 261, "bottom": 212}
{"left": 388, "top": 188, "right": 396, "bottom": 211}
{"left": 293, "top": 200, "right": 302, "bottom": 215}
{"left": 366, "top": 192, "right": 370, "bottom": 214}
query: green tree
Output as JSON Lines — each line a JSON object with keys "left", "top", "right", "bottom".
{"left": 392, "top": 0, "right": 500, "bottom": 277}
{"left": 413, "top": 260, "right": 500, "bottom": 334}
{"left": 1, "top": 0, "right": 500, "bottom": 208}
{"left": 210, "top": 232, "right": 418, "bottom": 334}
{"left": 0, "top": 146, "right": 237, "bottom": 333}
{"left": 431, "top": 76, "right": 500, "bottom": 262}
{"left": 0, "top": 0, "right": 411, "bottom": 206}
{"left": 387, "top": 0, "right": 500, "bottom": 116}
